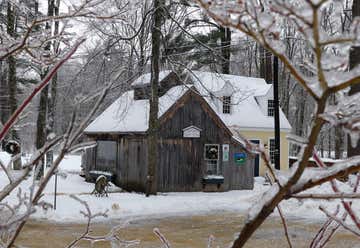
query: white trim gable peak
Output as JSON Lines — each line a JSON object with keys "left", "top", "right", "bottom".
{"left": 183, "top": 125, "right": 202, "bottom": 138}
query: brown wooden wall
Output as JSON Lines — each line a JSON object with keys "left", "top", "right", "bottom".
{"left": 83, "top": 93, "right": 254, "bottom": 192}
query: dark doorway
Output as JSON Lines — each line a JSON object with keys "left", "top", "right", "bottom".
{"left": 250, "top": 140, "right": 260, "bottom": 177}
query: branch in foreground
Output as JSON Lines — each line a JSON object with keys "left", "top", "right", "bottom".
{"left": 0, "top": 159, "right": 14, "bottom": 183}
{"left": 319, "top": 206, "right": 360, "bottom": 237}
{"left": 154, "top": 228, "right": 171, "bottom": 248}
{"left": 310, "top": 205, "right": 341, "bottom": 248}
{"left": 0, "top": 38, "right": 86, "bottom": 143}
{"left": 0, "top": 136, "right": 63, "bottom": 202}
{"left": 67, "top": 195, "right": 139, "bottom": 248}
{"left": 293, "top": 193, "right": 360, "bottom": 199}
{"left": 7, "top": 68, "right": 115, "bottom": 247}
{"left": 289, "top": 157, "right": 360, "bottom": 195}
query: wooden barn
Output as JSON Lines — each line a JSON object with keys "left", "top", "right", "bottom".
{"left": 82, "top": 70, "right": 257, "bottom": 192}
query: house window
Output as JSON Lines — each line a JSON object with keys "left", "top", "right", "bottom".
{"left": 269, "top": 139, "right": 276, "bottom": 165}
{"left": 223, "top": 96, "right": 231, "bottom": 114}
{"left": 96, "top": 140, "right": 117, "bottom": 171}
{"left": 268, "top": 99, "right": 274, "bottom": 116}
{"left": 204, "top": 144, "right": 221, "bottom": 175}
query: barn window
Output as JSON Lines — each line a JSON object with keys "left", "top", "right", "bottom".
{"left": 204, "top": 144, "right": 221, "bottom": 175}
{"left": 269, "top": 139, "right": 276, "bottom": 164}
{"left": 222, "top": 96, "right": 231, "bottom": 114}
{"left": 268, "top": 99, "right": 274, "bottom": 116}
{"left": 96, "top": 140, "right": 117, "bottom": 171}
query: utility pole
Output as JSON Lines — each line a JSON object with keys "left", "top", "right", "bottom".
{"left": 348, "top": 0, "right": 360, "bottom": 157}
{"left": 273, "top": 56, "right": 280, "bottom": 170}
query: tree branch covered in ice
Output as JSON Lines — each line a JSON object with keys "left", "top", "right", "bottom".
{"left": 66, "top": 195, "right": 140, "bottom": 248}
{"left": 195, "top": 0, "right": 360, "bottom": 247}
{"left": 0, "top": 1, "right": 143, "bottom": 247}
{"left": 0, "top": 0, "right": 132, "bottom": 61}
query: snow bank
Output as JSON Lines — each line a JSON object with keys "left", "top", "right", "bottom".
{"left": 1, "top": 154, "right": 359, "bottom": 224}
{"left": 0, "top": 152, "right": 81, "bottom": 173}
{"left": 0, "top": 151, "right": 11, "bottom": 165}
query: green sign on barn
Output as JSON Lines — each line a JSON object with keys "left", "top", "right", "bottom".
{"left": 234, "top": 152, "right": 247, "bottom": 165}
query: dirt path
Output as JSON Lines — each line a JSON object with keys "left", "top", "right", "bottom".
{"left": 18, "top": 213, "right": 359, "bottom": 247}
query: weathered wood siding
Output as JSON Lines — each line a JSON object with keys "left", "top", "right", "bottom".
{"left": 83, "top": 91, "right": 254, "bottom": 192}
{"left": 117, "top": 137, "right": 148, "bottom": 192}
{"left": 83, "top": 146, "right": 96, "bottom": 179}
{"left": 82, "top": 135, "right": 119, "bottom": 182}
{"left": 156, "top": 92, "right": 253, "bottom": 191}
{"left": 157, "top": 138, "right": 203, "bottom": 191}
{"left": 225, "top": 141, "right": 254, "bottom": 190}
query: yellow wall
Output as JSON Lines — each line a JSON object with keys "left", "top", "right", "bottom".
{"left": 239, "top": 130, "right": 289, "bottom": 176}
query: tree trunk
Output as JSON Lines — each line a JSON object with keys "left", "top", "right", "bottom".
{"left": 248, "top": 42, "right": 253, "bottom": 77}
{"left": 334, "top": 127, "right": 343, "bottom": 159}
{"left": 259, "top": 46, "right": 272, "bottom": 83}
{"left": 146, "top": 0, "right": 164, "bottom": 197}
{"left": 295, "top": 88, "right": 306, "bottom": 138}
{"left": 348, "top": 0, "right": 360, "bottom": 158}
{"left": 7, "top": 2, "right": 21, "bottom": 170}
{"left": 220, "top": 26, "right": 231, "bottom": 74}
{"left": 0, "top": 60, "right": 9, "bottom": 125}
{"left": 46, "top": 0, "right": 59, "bottom": 168}
{"left": 36, "top": 0, "right": 55, "bottom": 177}
{"left": 35, "top": 85, "right": 48, "bottom": 178}
{"left": 137, "top": 1, "right": 149, "bottom": 76}
{"left": 328, "top": 127, "right": 332, "bottom": 158}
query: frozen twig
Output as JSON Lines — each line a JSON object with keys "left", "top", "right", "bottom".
{"left": 319, "top": 206, "right": 360, "bottom": 237}
{"left": 6, "top": 66, "right": 114, "bottom": 247}
{"left": 0, "top": 38, "right": 86, "bottom": 143}
{"left": 0, "top": 136, "right": 63, "bottom": 202}
{"left": 194, "top": 0, "right": 360, "bottom": 247}
{"left": 0, "top": 0, "right": 128, "bottom": 60}
{"left": 293, "top": 193, "right": 360, "bottom": 199}
{"left": 310, "top": 205, "right": 340, "bottom": 248}
{"left": 264, "top": 174, "right": 292, "bottom": 248}
{"left": 312, "top": 151, "right": 360, "bottom": 229}
{"left": 154, "top": 228, "right": 171, "bottom": 248}
{"left": 207, "top": 235, "right": 215, "bottom": 248}
{"left": 66, "top": 194, "right": 139, "bottom": 248}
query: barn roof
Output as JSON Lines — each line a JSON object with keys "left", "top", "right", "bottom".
{"left": 84, "top": 70, "right": 292, "bottom": 134}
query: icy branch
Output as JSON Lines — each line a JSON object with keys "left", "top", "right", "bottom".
{"left": 0, "top": 38, "right": 86, "bottom": 143}
{"left": 67, "top": 195, "right": 139, "bottom": 248}
{"left": 319, "top": 206, "right": 360, "bottom": 237}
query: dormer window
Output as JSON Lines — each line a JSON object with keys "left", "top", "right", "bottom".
{"left": 268, "top": 99, "right": 274, "bottom": 116}
{"left": 223, "top": 96, "right": 231, "bottom": 114}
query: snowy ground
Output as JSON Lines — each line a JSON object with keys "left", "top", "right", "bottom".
{"left": 0, "top": 152, "right": 359, "bottom": 224}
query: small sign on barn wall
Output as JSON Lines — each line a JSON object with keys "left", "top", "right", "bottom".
{"left": 222, "top": 144, "right": 229, "bottom": 162}
{"left": 234, "top": 152, "right": 247, "bottom": 165}
{"left": 182, "top": 125, "right": 202, "bottom": 138}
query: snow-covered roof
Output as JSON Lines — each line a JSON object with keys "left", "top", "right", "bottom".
{"left": 132, "top": 70, "right": 173, "bottom": 87}
{"left": 189, "top": 71, "right": 291, "bottom": 131}
{"left": 85, "top": 84, "right": 190, "bottom": 133}
{"left": 84, "top": 70, "right": 292, "bottom": 133}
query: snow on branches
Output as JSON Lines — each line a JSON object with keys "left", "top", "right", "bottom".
{"left": 0, "top": 1, "right": 131, "bottom": 246}
{"left": 196, "top": 0, "right": 360, "bottom": 98}
{"left": 196, "top": 0, "right": 360, "bottom": 247}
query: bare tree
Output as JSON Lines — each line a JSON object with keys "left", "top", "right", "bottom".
{"left": 0, "top": 1, "right": 141, "bottom": 246}
{"left": 146, "top": 0, "right": 165, "bottom": 197}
